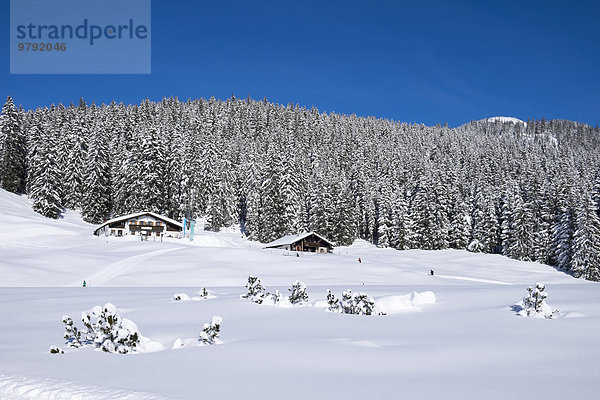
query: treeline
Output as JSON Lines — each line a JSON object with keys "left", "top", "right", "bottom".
{"left": 1, "top": 95, "right": 599, "bottom": 280}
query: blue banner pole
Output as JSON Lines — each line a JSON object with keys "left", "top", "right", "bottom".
{"left": 190, "top": 220, "right": 196, "bottom": 242}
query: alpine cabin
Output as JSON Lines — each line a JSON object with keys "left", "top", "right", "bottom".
{"left": 264, "top": 232, "right": 334, "bottom": 253}
{"left": 93, "top": 212, "right": 183, "bottom": 239}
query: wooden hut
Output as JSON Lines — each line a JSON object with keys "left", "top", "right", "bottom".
{"left": 264, "top": 232, "right": 334, "bottom": 253}
{"left": 93, "top": 212, "right": 182, "bottom": 239}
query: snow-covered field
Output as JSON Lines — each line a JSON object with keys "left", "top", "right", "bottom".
{"left": 1, "top": 189, "right": 599, "bottom": 399}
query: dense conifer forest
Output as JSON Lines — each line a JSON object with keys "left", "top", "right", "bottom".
{"left": 1, "top": 95, "right": 599, "bottom": 280}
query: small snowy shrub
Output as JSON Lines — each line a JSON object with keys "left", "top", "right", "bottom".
{"left": 200, "top": 316, "right": 222, "bottom": 345}
{"left": 514, "top": 283, "right": 559, "bottom": 319}
{"left": 265, "top": 289, "right": 281, "bottom": 305}
{"left": 62, "top": 315, "right": 82, "bottom": 347}
{"left": 241, "top": 276, "right": 285, "bottom": 305}
{"left": 49, "top": 345, "right": 64, "bottom": 354}
{"left": 341, "top": 290, "right": 355, "bottom": 314}
{"left": 352, "top": 293, "right": 379, "bottom": 315}
{"left": 241, "top": 275, "right": 267, "bottom": 304}
{"left": 173, "top": 293, "right": 190, "bottom": 301}
{"left": 326, "top": 290, "right": 340, "bottom": 312}
{"left": 288, "top": 280, "right": 308, "bottom": 305}
{"left": 61, "top": 303, "right": 142, "bottom": 354}
{"left": 89, "top": 303, "right": 140, "bottom": 353}
{"left": 333, "top": 289, "right": 383, "bottom": 316}
{"left": 197, "top": 287, "right": 209, "bottom": 298}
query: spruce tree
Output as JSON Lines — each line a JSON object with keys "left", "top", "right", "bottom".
{"left": 571, "top": 192, "right": 600, "bottom": 280}
{"left": 30, "top": 118, "right": 62, "bottom": 219}
{"left": 0, "top": 96, "right": 26, "bottom": 194}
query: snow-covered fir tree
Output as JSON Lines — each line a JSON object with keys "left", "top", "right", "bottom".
{"left": 0, "top": 96, "right": 26, "bottom": 194}
{"left": 63, "top": 303, "right": 142, "bottom": 354}
{"left": 288, "top": 280, "right": 308, "bottom": 305}
{"left": 200, "top": 316, "right": 222, "bottom": 345}
{"left": 515, "top": 283, "right": 558, "bottom": 319}
{"left": 29, "top": 117, "right": 62, "bottom": 219}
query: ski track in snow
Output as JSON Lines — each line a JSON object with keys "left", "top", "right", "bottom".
{"left": 68, "top": 247, "right": 185, "bottom": 287}
{"left": 0, "top": 375, "right": 169, "bottom": 400}
{"left": 433, "top": 274, "right": 513, "bottom": 285}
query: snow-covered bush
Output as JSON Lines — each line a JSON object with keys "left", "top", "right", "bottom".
{"left": 197, "top": 287, "right": 209, "bottom": 298}
{"left": 326, "top": 289, "right": 340, "bottom": 312}
{"left": 173, "top": 288, "right": 211, "bottom": 301}
{"left": 329, "top": 289, "right": 383, "bottom": 316}
{"left": 352, "top": 293, "right": 379, "bottom": 315}
{"left": 200, "top": 316, "right": 222, "bottom": 345}
{"left": 49, "top": 345, "right": 64, "bottom": 354}
{"left": 241, "top": 275, "right": 267, "bottom": 304}
{"left": 85, "top": 303, "right": 140, "bottom": 353}
{"left": 288, "top": 280, "right": 308, "bottom": 305}
{"left": 514, "top": 283, "right": 559, "bottom": 319}
{"left": 61, "top": 303, "right": 142, "bottom": 354}
{"left": 241, "top": 276, "right": 282, "bottom": 305}
{"left": 173, "top": 293, "right": 191, "bottom": 301}
{"left": 266, "top": 289, "right": 281, "bottom": 305}
{"left": 62, "top": 315, "right": 82, "bottom": 347}
{"left": 341, "top": 290, "right": 354, "bottom": 314}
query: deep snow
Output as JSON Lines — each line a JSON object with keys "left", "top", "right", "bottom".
{"left": 1, "top": 189, "right": 599, "bottom": 399}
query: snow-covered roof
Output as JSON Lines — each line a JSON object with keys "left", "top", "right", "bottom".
{"left": 264, "top": 232, "right": 334, "bottom": 248}
{"left": 94, "top": 212, "right": 183, "bottom": 232}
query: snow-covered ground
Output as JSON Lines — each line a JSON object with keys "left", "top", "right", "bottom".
{"left": 1, "top": 189, "right": 599, "bottom": 399}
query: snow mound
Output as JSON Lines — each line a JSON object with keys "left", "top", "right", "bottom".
{"left": 173, "top": 293, "right": 191, "bottom": 301}
{"left": 486, "top": 116, "right": 527, "bottom": 126}
{"left": 375, "top": 291, "right": 436, "bottom": 314}
{"left": 410, "top": 291, "right": 437, "bottom": 306}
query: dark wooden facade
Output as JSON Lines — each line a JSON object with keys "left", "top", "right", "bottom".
{"left": 265, "top": 232, "right": 334, "bottom": 253}
{"left": 291, "top": 234, "right": 333, "bottom": 253}
{"left": 94, "top": 212, "right": 182, "bottom": 238}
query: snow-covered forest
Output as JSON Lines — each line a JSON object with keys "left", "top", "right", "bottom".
{"left": 1, "top": 95, "right": 599, "bottom": 280}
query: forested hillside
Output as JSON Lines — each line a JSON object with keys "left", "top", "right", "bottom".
{"left": 1, "top": 95, "right": 599, "bottom": 279}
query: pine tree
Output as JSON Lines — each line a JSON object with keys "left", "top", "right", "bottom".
{"left": 471, "top": 190, "right": 499, "bottom": 253}
{"left": 0, "top": 96, "right": 26, "bottom": 194}
{"left": 288, "top": 280, "right": 308, "bottom": 305}
{"left": 30, "top": 118, "right": 62, "bottom": 219}
{"left": 62, "top": 100, "right": 89, "bottom": 209}
{"left": 81, "top": 130, "right": 112, "bottom": 223}
{"left": 551, "top": 180, "right": 574, "bottom": 271}
{"left": 391, "top": 191, "right": 417, "bottom": 250}
{"left": 571, "top": 192, "right": 600, "bottom": 280}
{"left": 448, "top": 201, "right": 471, "bottom": 249}
{"left": 505, "top": 193, "right": 535, "bottom": 261}
{"left": 199, "top": 316, "right": 222, "bottom": 345}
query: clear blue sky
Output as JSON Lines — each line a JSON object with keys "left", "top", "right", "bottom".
{"left": 2, "top": 0, "right": 599, "bottom": 127}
